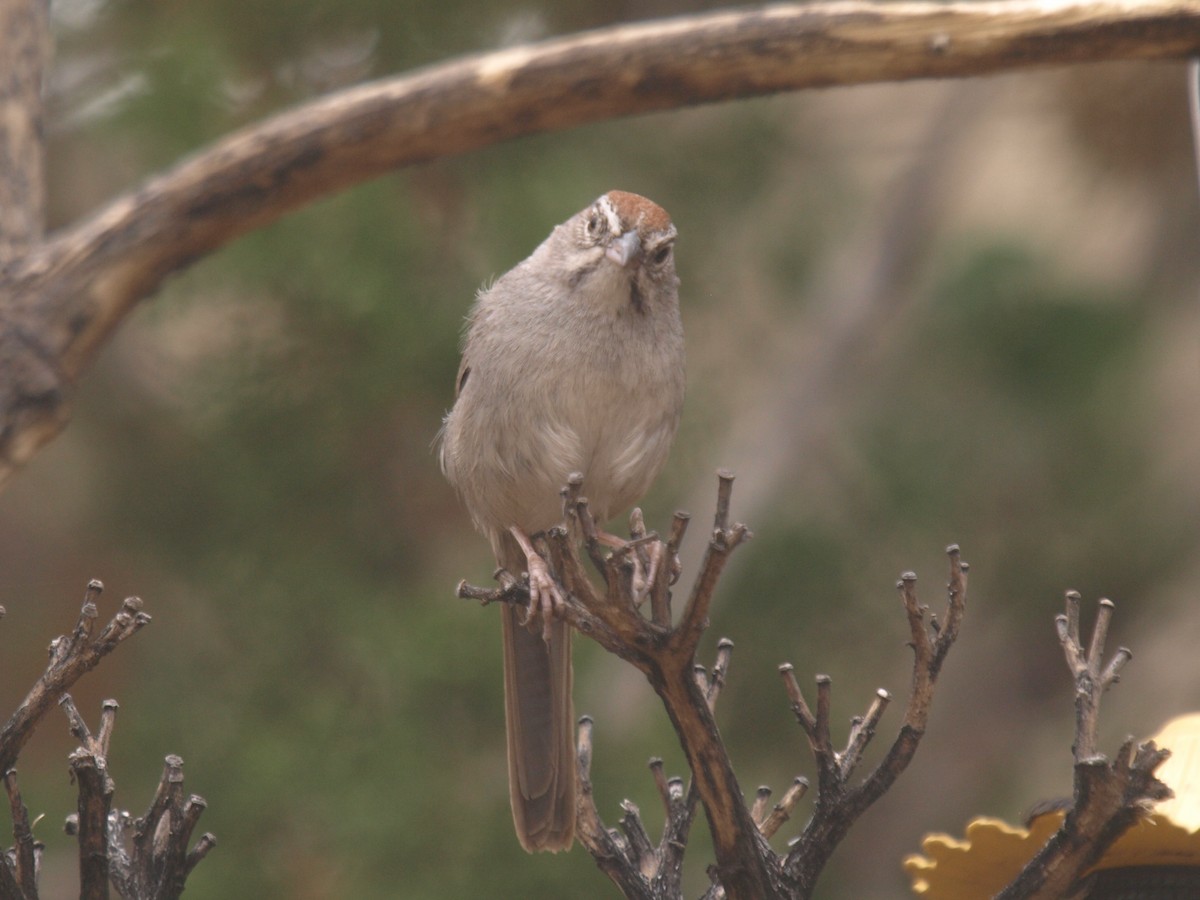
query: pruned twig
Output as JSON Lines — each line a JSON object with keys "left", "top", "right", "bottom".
{"left": 0, "top": 582, "right": 148, "bottom": 898}
{"left": 1058, "top": 593, "right": 1132, "bottom": 761}
{"left": 997, "top": 594, "right": 1170, "bottom": 900}
{"left": 780, "top": 545, "right": 968, "bottom": 894}
{"left": 673, "top": 472, "right": 751, "bottom": 658}
{"left": 63, "top": 703, "right": 216, "bottom": 900}
{"left": 67, "top": 749, "right": 112, "bottom": 900}
{"left": 0, "top": 581, "right": 150, "bottom": 775}
{"left": 460, "top": 482, "right": 970, "bottom": 899}
{"left": 464, "top": 475, "right": 764, "bottom": 895}
{"left": 575, "top": 716, "right": 654, "bottom": 900}
{"left": 0, "top": 583, "right": 214, "bottom": 899}
{"left": 124, "top": 754, "right": 214, "bottom": 900}
{"left": 759, "top": 778, "right": 809, "bottom": 842}
{"left": 0, "top": 770, "right": 42, "bottom": 900}
{"left": 575, "top": 641, "right": 745, "bottom": 900}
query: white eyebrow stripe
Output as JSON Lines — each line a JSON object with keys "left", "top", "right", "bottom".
{"left": 597, "top": 195, "right": 624, "bottom": 234}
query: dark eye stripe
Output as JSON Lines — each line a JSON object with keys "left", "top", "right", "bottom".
{"left": 568, "top": 258, "right": 601, "bottom": 289}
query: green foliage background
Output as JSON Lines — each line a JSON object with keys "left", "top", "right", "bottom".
{"left": 2, "top": 1, "right": 1198, "bottom": 897}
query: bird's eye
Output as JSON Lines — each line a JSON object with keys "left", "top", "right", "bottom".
{"left": 651, "top": 244, "right": 672, "bottom": 265}
{"left": 585, "top": 212, "right": 606, "bottom": 238}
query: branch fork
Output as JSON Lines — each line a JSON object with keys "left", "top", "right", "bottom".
{"left": 460, "top": 479, "right": 969, "bottom": 899}
{"left": 0, "top": 582, "right": 215, "bottom": 900}
{"left": 461, "top": 472, "right": 766, "bottom": 895}
{"left": 998, "top": 593, "right": 1171, "bottom": 900}
{"left": 775, "top": 546, "right": 968, "bottom": 895}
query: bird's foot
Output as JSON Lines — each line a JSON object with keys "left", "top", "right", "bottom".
{"left": 523, "top": 551, "right": 566, "bottom": 643}
{"left": 509, "top": 526, "right": 567, "bottom": 643}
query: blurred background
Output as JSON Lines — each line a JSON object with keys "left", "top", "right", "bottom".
{"left": 3, "top": 0, "right": 1198, "bottom": 897}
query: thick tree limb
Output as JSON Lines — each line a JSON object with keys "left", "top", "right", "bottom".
{"left": 1, "top": 0, "right": 1200, "bottom": 485}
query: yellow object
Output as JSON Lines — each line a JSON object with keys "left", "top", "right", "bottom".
{"left": 904, "top": 713, "right": 1200, "bottom": 898}
{"left": 1148, "top": 712, "right": 1200, "bottom": 833}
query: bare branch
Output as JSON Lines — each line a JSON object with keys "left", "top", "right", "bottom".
{"left": 456, "top": 450, "right": 1195, "bottom": 900}
{"left": 998, "top": 595, "right": 1169, "bottom": 899}
{"left": 813, "top": 676, "right": 833, "bottom": 759}
{"left": 648, "top": 758, "right": 670, "bottom": 817}
{"left": 1086, "top": 598, "right": 1115, "bottom": 674}
{"left": 618, "top": 801, "right": 655, "bottom": 877}
{"left": 712, "top": 470, "right": 735, "bottom": 534}
{"left": 575, "top": 716, "right": 654, "bottom": 900}
{"left": 96, "top": 700, "right": 118, "bottom": 758}
{"left": 784, "top": 546, "right": 968, "bottom": 893}
{"left": 62, "top": 696, "right": 215, "bottom": 900}
{"left": 0, "top": 836, "right": 26, "bottom": 900}
{"left": 750, "top": 786, "right": 773, "bottom": 827}
{"left": 68, "top": 744, "right": 112, "bottom": 900}
{"left": 565, "top": 489, "right": 608, "bottom": 576}
{"left": 568, "top": 621, "right": 763, "bottom": 898}
{"left": 462, "top": 475, "right": 981, "bottom": 897}
{"left": 0, "top": 580, "right": 213, "bottom": 899}
{"left": 665, "top": 513, "right": 690, "bottom": 563}
{"left": 0, "top": 0, "right": 50, "bottom": 259}
{"left": 1, "top": 771, "right": 39, "bottom": 899}
{"left": 1, "top": 1, "right": 1198, "bottom": 484}
{"left": 0, "top": 582, "right": 150, "bottom": 775}
{"left": 182, "top": 832, "right": 216, "bottom": 879}
{"left": 1059, "top": 595, "right": 1130, "bottom": 760}
{"left": 133, "top": 758, "right": 212, "bottom": 898}
{"left": 759, "top": 778, "right": 809, "bottom": 841}
{"left": 706, "top": 638, "right": 734, "bottom": 711}
{"left": 674, "top": 473, "right": 751, "bottom": 657}
{"left": 779, "top": 665, "right": 817, "bottom": 735}
{"left": 59, "top": 695, "right": 94, "bottom": 749}
{"left": 841, "top": 689, "right": 890, "bottom": 779}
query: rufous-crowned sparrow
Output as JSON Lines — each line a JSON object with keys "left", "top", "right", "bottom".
{"left": 439, "top": 191, "right": 685, "bottom": 852}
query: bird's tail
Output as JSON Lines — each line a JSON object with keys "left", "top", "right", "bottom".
{"left": 497, "top": 533, "right": 576, "bottom": 852}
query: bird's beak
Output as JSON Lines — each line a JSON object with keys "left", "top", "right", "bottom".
{"left": 605, "top": 231, "right": 641, "bottom": 268}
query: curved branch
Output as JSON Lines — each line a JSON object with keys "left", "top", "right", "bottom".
{"left": 0, "top": 0, "right": 1198, "bottom": 483}
{"left": 0, "top": 0, "right": 50, "bottom": 259}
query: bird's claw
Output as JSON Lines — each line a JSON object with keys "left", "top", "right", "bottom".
{"left": 521, "top": 551, "right": 566, "bottom": 643}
